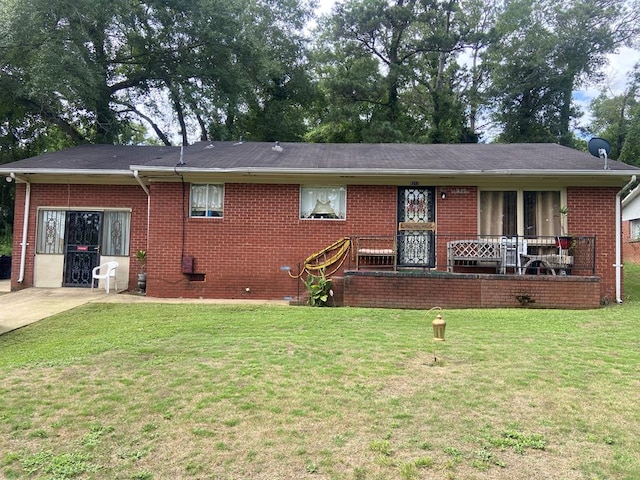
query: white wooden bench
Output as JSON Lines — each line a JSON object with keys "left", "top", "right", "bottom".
{"left": 447, "top": 240, "right": 502, "bottom": 272}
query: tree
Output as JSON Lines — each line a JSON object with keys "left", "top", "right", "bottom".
{"left": 619, "top": 109, "right": 640, "bottom": 165}
{"left": 308, "top": 0, "right": 478, "bottom": 143}
{"left": 586, "top": 63, "right": 640, "bottom": 164}
{"left": 617, "top": 65, "right": 640, "bottom": 166}
{"left": 485, "top": 0, "right": 640, "bottom": 146}
{"left": 0, "top": 0, "right": 313, "bottom": 148}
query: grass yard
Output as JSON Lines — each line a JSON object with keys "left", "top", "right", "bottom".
{"left": 1, "top": 266, "right": 640, "bottom": 480}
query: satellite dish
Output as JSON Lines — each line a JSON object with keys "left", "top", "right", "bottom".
{"left": 588, "top": 137, "right": 611, "bottom": 170}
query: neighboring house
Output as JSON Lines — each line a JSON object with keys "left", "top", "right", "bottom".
{"left": 1, "top": 142, "right": 638, "bottom": 309}
{"left": 622, "top": 185, "right": 640, "bottom": 264}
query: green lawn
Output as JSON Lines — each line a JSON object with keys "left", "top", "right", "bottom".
{"left": 1, "top": 266, "right": 640, "bottom": 480}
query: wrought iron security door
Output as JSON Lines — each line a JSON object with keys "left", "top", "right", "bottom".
{"left": 397, "top": 187, "right": 436, "bottom": 267}
{"left": 63, "top": 211, "right": 103, "bottom": 287}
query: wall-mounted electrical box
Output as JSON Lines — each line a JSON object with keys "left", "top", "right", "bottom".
{"left": 182, "top": 256, "right": 195, "bottom": 274}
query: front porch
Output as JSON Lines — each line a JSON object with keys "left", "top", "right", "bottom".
{"left": 341, "top": 270, "right": 601, "bottom": 309}
{"left": 305, "top": 234, "right": 603, "bottom": 309}
{"left": 349, "top": 234, "right": 596, "bottom": 276}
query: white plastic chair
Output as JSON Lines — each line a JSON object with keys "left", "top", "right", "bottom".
{"left": 91, "top": 261, "right": 119, "bottom": 293}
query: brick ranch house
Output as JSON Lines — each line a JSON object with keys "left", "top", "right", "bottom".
{"left": 1, "top": 142, "right": 638, "bottom": 309}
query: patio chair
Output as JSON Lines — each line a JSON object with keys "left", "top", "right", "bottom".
{"left": 91, "top": 261, "right": 119, "bottom": 293}
{"left": 500, "top": 237, "right": 527, "bottom": 274}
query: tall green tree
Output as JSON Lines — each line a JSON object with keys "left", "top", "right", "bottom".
{"left": 486, "top": 0, "right": 640, "bottom": 145}
{"left": 585, "top": 63, "right": 640, "bottom": 164}
{"left": 617, "top": 64, "right": 640, "bottom": 165}
{"left": 0, "top": 0, "right": 312, "bottom": 148}
{"left": 619, "top": 109, "right": 640, "bottom": 165}
{"left": 309, "top": 0, "right": 479, "bottom": 143}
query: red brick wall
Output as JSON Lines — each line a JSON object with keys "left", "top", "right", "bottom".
{"left": 147, "top": 183, "right": 398, "bottom": 298}
{"left": 11, "top": 182, "right": 621, "bottom": 305}
{"left": 567, "top": 187, "right": 619, "bottom": 302}
{"left": 343, "top": 272, "right": 601, "bottom": 309}
{"left": 435, "top": 186, "right": 478, "bottom": 269}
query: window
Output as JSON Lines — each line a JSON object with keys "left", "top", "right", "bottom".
{"left": 191, "top": 184, "right": 224, "bottom": 217}
{"left": 102, "top": 210, "right": 131, "bottom": 256}
{"left": 36, "top": 210, "right": 66, "bottom": 254}
{"left": 37, "top": 209, "right": 132, "bottom": 256}
{"left": 480, "top": 190, "right": 562, "bottom": 237}
{"left": 631, "top": 219, "right": 640, "bottom": 241}
{"left": 300, "top": 186, "right": 346, "bottom": 219}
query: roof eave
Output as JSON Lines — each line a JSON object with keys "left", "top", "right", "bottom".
{"left": 0, "top": 168, "right": 133, "bottom": 177}
{"left": 622, "top": 184, "right": 640, "bottom": 207}
{"left": 2, "top": 166, "right": 636, "bottom": 184}
{"left": 131, "top": 165, "right": 638, "bottom": 177}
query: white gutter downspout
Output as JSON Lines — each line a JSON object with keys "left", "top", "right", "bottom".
{"left": 133, "top": 170, "right": 151, "bottom": 251}
{"left": 9, "top": 173, "right": 31, "bottom": 283}
{"left": 616, "top": 174, "right": 637, "bottom": 303}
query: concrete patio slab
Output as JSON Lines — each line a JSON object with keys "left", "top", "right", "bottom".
{"left": 0, "top": 281, "right": 289, "bottom": 336}
{"left": 0, "top": 286, "right": 106, "bottom": 335}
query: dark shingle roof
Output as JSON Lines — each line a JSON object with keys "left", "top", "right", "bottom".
{"left": 1, "top": 141, "right": 638, "bottom": 173}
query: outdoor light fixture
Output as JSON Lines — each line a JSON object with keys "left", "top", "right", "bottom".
{"left": 432, "top": 313, "right": 446, "bottom": 341}
{"left": 440, "top": 190, "right": 446, "bottom": 199}
{"left": 427, "top": 307, "right": 446, "bottom": 364}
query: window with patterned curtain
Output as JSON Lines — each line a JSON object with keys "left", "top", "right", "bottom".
{"left": 190, "top": 184, "right": 224, "bottom": 217}
{"left": 102, "top": 211, "right": 131, "bottom": 256}
{"left": 36, "top": 210, "right": 66, "bottom": 254}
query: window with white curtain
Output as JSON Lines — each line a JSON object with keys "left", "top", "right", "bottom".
{"left": 102, "top": 210, "right": 131, "bottom": 256}
{"left": 36, "top": 210, "right": 66, "bottom": 254}
{"left": 480, "top": 190, "right": 561, "bottom": 237}
{"left": 190, "top": 184, "right": 224, "bottom": 217}
{"left": 300, "top": 186, "right": 346, "bottom": 219}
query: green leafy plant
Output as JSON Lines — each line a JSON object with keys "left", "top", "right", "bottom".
{"left": 0, "top": 235, "right": 11, "bottom": 256}
{"left": 303, "top": 269, "right": 333, "bottom": 307}
{"left": 558, "top": 205, "right": 569, "bottom": 236}
{"left": 136, "top": 249, "right": 147, "bottom": 272}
